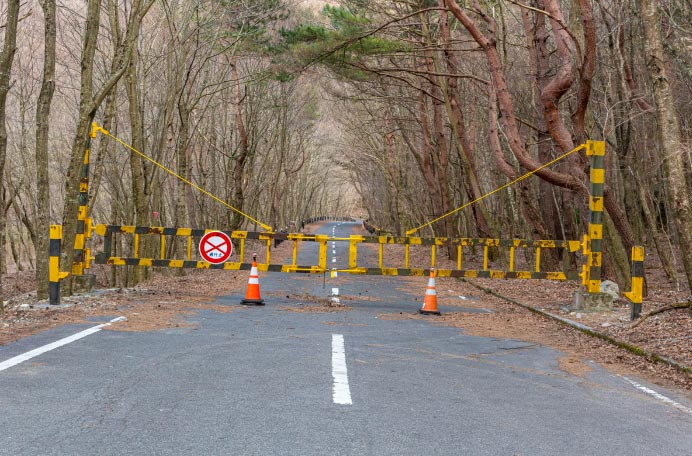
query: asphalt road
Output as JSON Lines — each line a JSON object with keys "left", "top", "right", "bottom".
{"left": 1, "top": 221, "right": 691, "bottom": 455}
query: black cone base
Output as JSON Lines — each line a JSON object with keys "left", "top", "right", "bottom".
{"left": 418, "top": 309, "right": 441, "bottom": 315}
{"left": 241, "top": 298, "right": 265, "bottom": 306}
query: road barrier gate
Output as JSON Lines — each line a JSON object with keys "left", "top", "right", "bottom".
{"left": 49, "top": 128, "right": 643, "bottom": 317}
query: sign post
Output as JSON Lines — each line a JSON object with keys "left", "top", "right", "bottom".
{"left": 199, "top": 231, "right": 233, "bottom": 264}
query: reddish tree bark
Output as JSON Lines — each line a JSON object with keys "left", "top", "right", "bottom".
{"left": 572, "top": 0, "right": 597, "bottom": 144}
{"left": 444, "top": 0, "right": 583, "bottom": 190}
{"left": 444, "top": 0, "right": 636, "bottom": 264}
{"left": 437, "top": 0, "right": 495, "bottom": 237}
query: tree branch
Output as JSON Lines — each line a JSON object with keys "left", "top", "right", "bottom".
{"left": 632, "top": 302, "right": 692, "bottom": 328}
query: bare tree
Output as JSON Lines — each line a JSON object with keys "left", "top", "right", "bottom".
{"left": 34, "top": 0, "right": 57, "bottom": 300}
{"left": 61, "top": 0, "right": 153, "bottom": 294}
{"left": 639, "top": 0, "right": 692, "bottom": 290}
{"left": 0, "top": 0, "right": 20, "bottom": 306}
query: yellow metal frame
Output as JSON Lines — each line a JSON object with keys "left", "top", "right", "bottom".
{"left": 90, "top": 224, "right": 594, "bottom": 281}
{"left": 55, "top": 137, "right": 645, "bottom": 315}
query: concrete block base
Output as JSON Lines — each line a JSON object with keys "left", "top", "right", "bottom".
{"left": 72, "top": 274, "right": 96, "bottom": 293}
{"left": 574, "top": 291, "right": 614, "bottom": 311}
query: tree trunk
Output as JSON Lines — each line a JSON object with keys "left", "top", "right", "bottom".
{"left": 174, "top": 99, "right": 190, "bottom": 254}
{"left": 639, "top": 0, "right": 692, "bottom": 290}
{"left": 444, "top": 0, "right": 582, "bottom": 192}
{"left": 638, "top": 179, "right": 677, "bottom": 283}
{"left": 572, "top": 0, "right": 597, "bottom": 145}
{"left": 522, "top": 3, "right": 563, "bottom": 252}
{"left": 61, "top": 0, "right": 152, "bottom": 295}
{"left": 437, "top": 1, "right": 495, "bottom": 238}
{"left": 230, "top": 59, "right": 249, "bottom": 231}
{"left": 125, "top": 47, "right": 150, "bottom": 282}
{"left": 35, "top": 0, "right": 56, "bottom": 300}
{"left": 0, "top": 0, "right": 20, "bottom": 305}
{"left": 383, "top": 107, "right": 401, "bottom": 235}
{"left": 414, "top": 79, "right": 443, "bottom": 235}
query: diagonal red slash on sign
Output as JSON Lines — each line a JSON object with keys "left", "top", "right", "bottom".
{"left": 204, "top": 238, "right": 228, "bottom": 255}
{"left": 199, "top": 231, "right": 233, "bottom": 264}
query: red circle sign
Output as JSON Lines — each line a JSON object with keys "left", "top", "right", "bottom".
{"left": 199, "top": 231, "right": 233, "bottom": 264}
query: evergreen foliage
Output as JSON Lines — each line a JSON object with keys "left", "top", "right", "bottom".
{"left": 271, "top": 5, "right": 409, "bottom": 81}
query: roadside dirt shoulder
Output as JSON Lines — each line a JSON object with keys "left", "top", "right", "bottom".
{"left": 0, "top": 230, "right": 302, "bottom": 343}
{"left": 379, "top": 239, "right": 692, "bottom": 394}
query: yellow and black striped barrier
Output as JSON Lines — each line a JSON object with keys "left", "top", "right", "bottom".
{"left": 624, "top": 246, "right": 644, "bottom": 319}
{"left": 52, "top": 132, "right": 644, "bottom": 317}
{"left": 362, "top": 220, "right": 384, "bottom": 235}
{"left": 49, "top": 225, "right": 70, "bottom": 305}
{"left": 52, "top": 219, "right": 645, "bottom": 317}
{"left": 585, "top": 140, "right": 605, "bottom": 294}
{"left": 304, "top": 216, "right": 355, "bottom": 224}
{"left": 93, "top": 224, "right": 277, "bottom": 266}
{"left": 90, "top": 223, "right": 585, "bottom": 280}
{"left": 71, "top": 126, "right": 95, "bottom": 277}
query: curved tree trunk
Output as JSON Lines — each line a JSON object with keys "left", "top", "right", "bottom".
{"left": 446, "top": 0, "right": 636, "bottom": 280}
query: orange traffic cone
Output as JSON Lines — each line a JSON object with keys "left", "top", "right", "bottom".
{"left": 419, "top": 267, "right": 440, "bottom": 315}
{"left": 241, "top": 254, "right": 265, "bottom": 306}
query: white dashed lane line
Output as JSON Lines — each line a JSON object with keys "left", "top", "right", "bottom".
{"left": 0, "top": 316, "right": 126, "bottom": 372}
{"left": 329, "top": 226, "right": 351, "bottom": 404}
{"left": 621, "top": 376, "right": 692, "bottom": 415}
{"left": 332, "top": 334, "right": 352, "bottom": 405}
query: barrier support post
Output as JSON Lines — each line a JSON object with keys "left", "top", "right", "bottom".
{"left": 317, "top": 235, "right": 328, "bottom": 271}
{"left": 585, "top": 140, "right": 605, "bottom": 294}
{"left": 72, "top": 125, "right": 96, "bottom": 277}
{"left": 350, "top": 237, "right": 360, "bottom": 269}
{"left": 574, "top": 141, "right": 612, "bottom": 311}
{"left": 49, "top": 225, "right": 70, "bottom": 305}
{"left": 266, "top": 237, "right": 271, "bottom": 265}
{"left": 624, "top": 246, "right": 644, "bottom": 319}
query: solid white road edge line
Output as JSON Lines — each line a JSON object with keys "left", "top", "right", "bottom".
{"left": 332, "top": 334, "right": 353, "bottom": 405}
{"left": 621, "top": 376, "right": 692, "bottom": 415}
{"left": 0, "top": 316, "right": 127, "bottom": 372}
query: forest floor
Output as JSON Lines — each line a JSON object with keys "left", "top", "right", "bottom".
{"left": 0, "top": 223, "right": 690, "bottom": 395}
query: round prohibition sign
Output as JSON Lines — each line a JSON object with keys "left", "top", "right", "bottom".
{"left": 199, "top": 231, "right": 233, "bottom": 264}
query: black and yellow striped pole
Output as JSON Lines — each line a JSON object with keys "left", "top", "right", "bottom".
{"left": 585, "top": 140, "right": 605, "bottom": 295}
{"left": 624, "top": 246, "right": 644, "bottom": 319}
{"left": 49, "top": 225, "right": 70, "bottom": 304}
{"left": 72, "top": 124, "right": 96, "bottom": 276}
